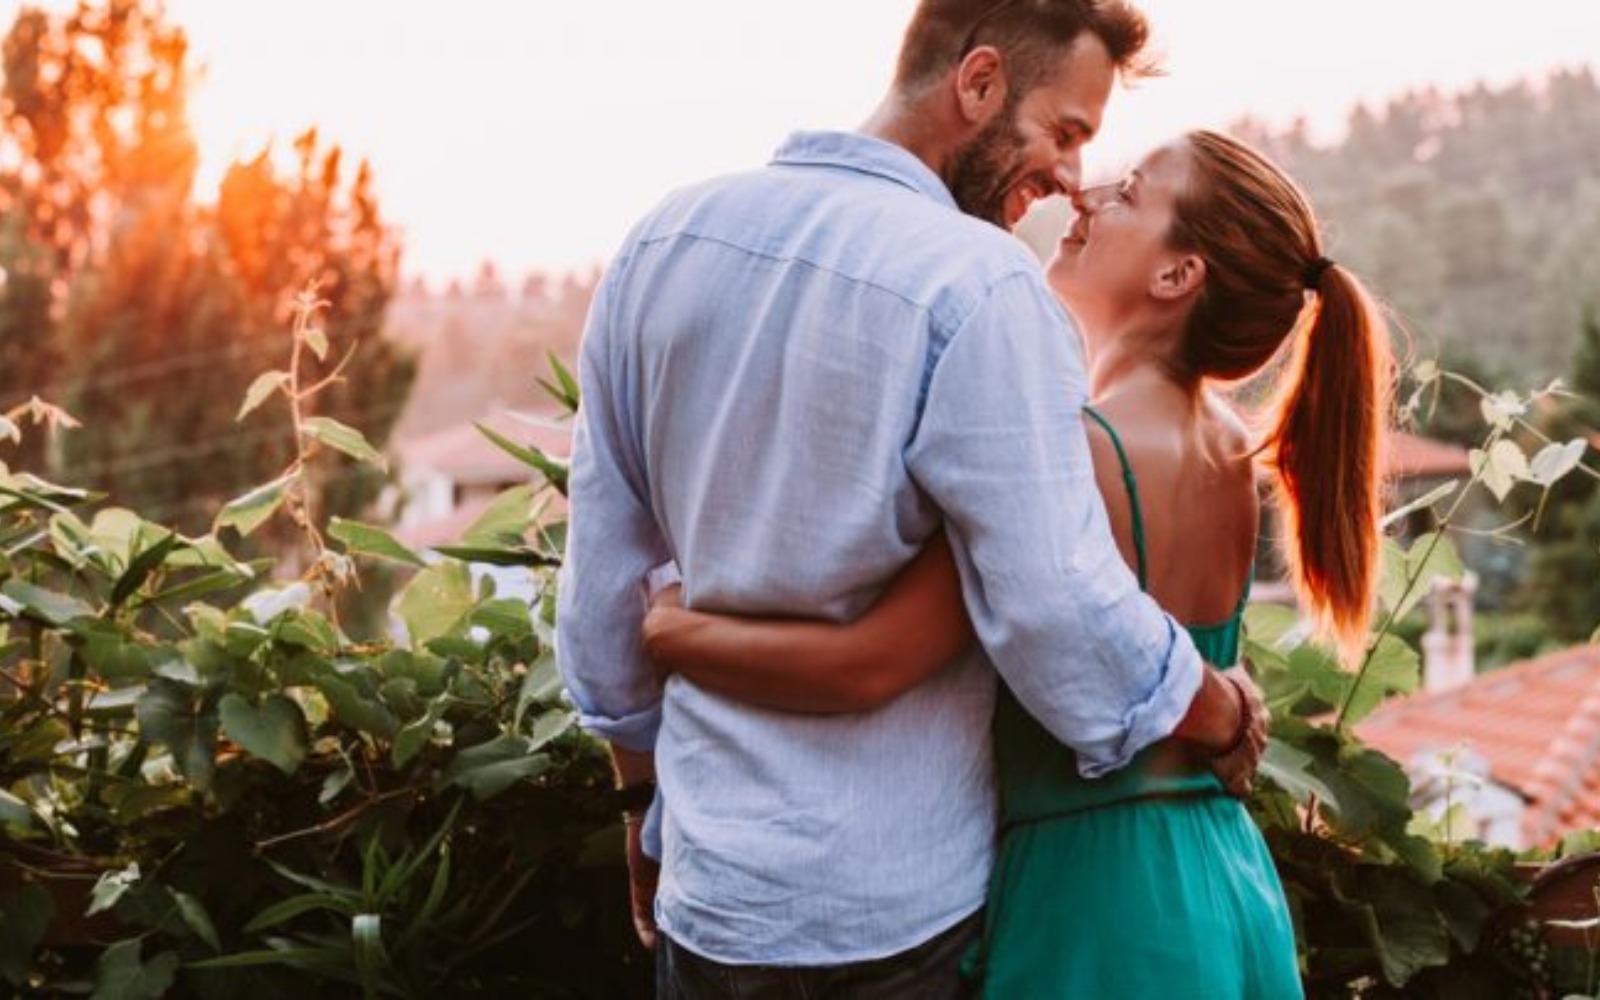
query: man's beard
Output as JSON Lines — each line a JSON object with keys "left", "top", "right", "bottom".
{"left": 944, "top": 104, "right": 1028, "bottom": 228}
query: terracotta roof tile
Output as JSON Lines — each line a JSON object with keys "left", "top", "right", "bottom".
{"left": 1357, "top": 644, "right": 1600, "bottom": 846}
{"left": 1385, "top": 432, "right": 1472, "bottom": 479}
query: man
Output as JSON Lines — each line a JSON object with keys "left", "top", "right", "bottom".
{"left": 558, "top": 1, "right": 1268, "bottom": 994}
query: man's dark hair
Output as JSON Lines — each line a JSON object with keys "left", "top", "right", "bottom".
{"left": 894, "top": 0, "right": 1160, "bottom": 96}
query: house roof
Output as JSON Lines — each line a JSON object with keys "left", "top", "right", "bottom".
{"left": 393, "top": 410, "right": 571, "bottom": 485}
{"left": 1386, "top": 431, "right": 1472, "bottom": 479}
{"left": 1357, "top": 643, "right": 1600, "bottom": 846}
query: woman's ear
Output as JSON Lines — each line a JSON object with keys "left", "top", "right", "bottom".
{"left": 1151, "top": 253, "right": 1206, "bottom": 302}
{"left": 954, "top": 46, "right": 1008, "bottom": 125}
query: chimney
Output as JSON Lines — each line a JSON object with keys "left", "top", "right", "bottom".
{"left": 1422, "top": 573, "right": 1478, "bottom": 692}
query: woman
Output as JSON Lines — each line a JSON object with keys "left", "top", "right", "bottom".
{"left": 642, "top": 130, "right": 1393, "bottom": 997}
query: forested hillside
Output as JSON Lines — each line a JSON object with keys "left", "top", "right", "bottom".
{"left": 1237, "top": 66, "right": 1600, "bottom": 379}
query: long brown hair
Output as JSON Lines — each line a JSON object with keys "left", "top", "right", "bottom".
{"left": 1168, "top": 129, "right": 1395, "bottom": 662}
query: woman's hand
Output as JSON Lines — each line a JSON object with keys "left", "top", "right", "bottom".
{"left": 642, "top": 583, "right": 687, "bottom": 681}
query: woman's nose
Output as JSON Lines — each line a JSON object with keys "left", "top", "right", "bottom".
{"left": 1071, "top": 182, "right": 1118, "bottom": 215}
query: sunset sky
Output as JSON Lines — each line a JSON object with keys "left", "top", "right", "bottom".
{"left": 9, "top": 1, "right": 1600, "bottom": 281}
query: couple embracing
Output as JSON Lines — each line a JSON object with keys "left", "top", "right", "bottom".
{"left": 559, "top": 1, "right": 1392, "bottom": 996}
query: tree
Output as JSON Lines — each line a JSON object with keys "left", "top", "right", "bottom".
{"left": 1257, "top": 67, "right": 1600, "bottom": 380}
{"left": 0, "top": 0, "right": 414, "bottom": 537}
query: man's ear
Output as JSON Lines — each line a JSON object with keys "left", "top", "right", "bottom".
{"left": 1152, "top": 253, "right": 1206, "bottom": 302}
{"left": 954, "top": 46, "right": 1007, "bottom": 125}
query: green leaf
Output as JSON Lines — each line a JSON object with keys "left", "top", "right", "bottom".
{"left": 320, "top": 762, "right": 356, "bottom": 805}
{"left": 1469, "top": 439, "right": 1528, "bottom": 502}
{"left": 1258, "top": 737, "right": 1339, "bottom": 805}
{"left": 469, "top": 597, "right": 535, "bottom": 640}
{"left": 0, "top": 474, "right": 95, "bottom": 514}
{"left": 391, "top": 698, "right": 446, "bottom": 770}
{"left": 264, "top": 859, "right": 363, "bottom": 901}
{"left": 429, "top": 543, "right": 559, "bottom": 568}
{"left": 0, "top": 885, "right": 55, "bottom": 986}
{"left": 395, "top": 562, "right": 475, "bottom": 646}
{"left": 237, "top": 371, "right": 290, "bottom": 422}
{"left": 378, "top": 650, "right": 450, "bottom": 697}
{"left": 1378, "top": 533, "right": 1464, "bottom": 623}
{"left": 514, "top": 653, "right": 563, "bottom": 728}
{"left": 527, "top": 708, "right": 576, "bottom": 752}
{"left": 0, "top": 790, "right": 32, "bottom": 830}
{"left": 219, "top": 693, "right": 308, "bottom": 775}
{"left": 147, "top": 566, "right": 256, "bottom": 607}
{"left": 90, "top": 941, "right": 180, "bottom": 1000}
{"left": 110, "top": 531, "right": 180, "bottom": 608}
{"left": 242, "top": 892, "right": 360, "bottom": 934}
{"left": 186, "top": 945, "right": 352, "bottom": 974}
{"left": 329, "top": 518, "right": 426, "bottom": 567}
{"left": 302, "top": 416, "right": 387, "bottom": 470}
{"left": 1528, "top": 437, "right": 1588, "bottom": 487}
{"left": 474, "top": 422, "right": 568, "bottom": 493}
{"left": 87, "top": 863, "right": 142, "bottom": 917}
{"left": 537, "top": 349, "right": 582, "bottom": 414}
{"left": 314, "top": 672, "right": 399, "bottom": 739}
{"left": 304, "top": 326, "right": 330, "bottom": 361}
{"left": 1329, "top": 865, "right": 1451, "bottom": 986}
{"left": 1341, "top": 635, "right": 1421, "bottom": 727}
{"left": 100, "top": 783, "right": 191, "bottom": 823}
{"left": 47, "top": 510, "right": 97, "bottom": 569}
{"left": 1478, "top": 391, "right": 1526, "bottom": 433}
{"left": 275, "top": 610, "right": 341, "bottom": 654}
{"left": 446, "top": 735, "right": 552, "bottom": 800}
{"left": 76, "top": 621, "right": 157, "bottom": 682}
{"left": 135, "top": 679, "right": 218, "bottom": 792}
{"left": 461, "top": 484, "right": 539, "bottom": 547}
{"left": 214, "top": 473, "right": 296, "bottom": 538}
{"left": 397, "top": 842, "right": 451, "bottom": 953}
{"left": 172, "top": 890, "right": 221, "bottom": 951}
{"left": 0, "top": 579, "right": 94, "bottom": 626}
{"left": 1380, "top": 480, "right": 1459, "bottom": 531}
{"left": 1433, "top": 878, "right": 1494, "bottom": 952}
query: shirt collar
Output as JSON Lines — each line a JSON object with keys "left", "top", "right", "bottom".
{"left": 771, "top": 131, "right": 958, "bottom": 211}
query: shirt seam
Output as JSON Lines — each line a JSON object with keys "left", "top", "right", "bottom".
{"left": 630, "top": 228, "right": 1037, "bottom": 336}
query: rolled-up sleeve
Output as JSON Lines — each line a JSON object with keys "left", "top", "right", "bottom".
{"left": 556, "top": 266, "right": 671, "bottom": 752}
{"left": 905, "top": 272, "right": 1203, "bottom": 776}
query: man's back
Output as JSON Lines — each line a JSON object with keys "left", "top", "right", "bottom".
{"left": 562, "top": 131, "right": 1038, "bottom": 964}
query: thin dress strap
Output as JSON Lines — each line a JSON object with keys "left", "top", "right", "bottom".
{"left": 1082, "top": 405, "right": 1148, "bottom": 590}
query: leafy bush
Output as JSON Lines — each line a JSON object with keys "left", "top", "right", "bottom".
{"left": 0, "top": 299, "right": 647, "bottom": 997}
{"left": 2, "top": 307, "right": 1598, "bottom": 997}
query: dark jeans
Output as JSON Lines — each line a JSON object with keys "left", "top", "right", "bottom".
{"left": 655, "top": 910, "right": 982, "bottom": 999}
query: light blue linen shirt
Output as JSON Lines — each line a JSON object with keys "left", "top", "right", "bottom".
{"left": 557, "top": 131, "right": 1203, "bottom": 966}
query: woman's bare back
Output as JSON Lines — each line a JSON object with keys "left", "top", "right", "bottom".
{"left": 1085, "top": 387, "right": 1259, "bottom": 628}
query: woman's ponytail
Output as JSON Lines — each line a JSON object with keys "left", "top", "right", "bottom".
{"left": 1173, "top": 131, "right": 1396, "bottom": 663}
{"left": 1266, "top": 267, "right": 1394, "bottom": 662}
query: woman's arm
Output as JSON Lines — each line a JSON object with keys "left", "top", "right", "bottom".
{"left": 640, "top": 533, "right": 974, "bottom": 714}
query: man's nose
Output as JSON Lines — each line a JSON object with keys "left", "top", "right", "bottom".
{"left": 1051, "top": 156, "right": 1080, "bottom": 197}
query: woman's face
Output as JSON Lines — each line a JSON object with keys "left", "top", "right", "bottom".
{"left": 1047, "top": 140, "right": 1195, "bottom": 345}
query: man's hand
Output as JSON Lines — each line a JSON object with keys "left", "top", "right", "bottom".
{"left": 1209, "top": 667, "right": 1269, "bottom": 798}
{"left": 624, "top": 815, "right": 660, "bottom": 950}
{"left": 611, "top": 745, "right": 659, "bottom": 950}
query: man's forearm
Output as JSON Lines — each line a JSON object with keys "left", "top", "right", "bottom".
{"left": 1172, "top": 667, "right": 1245, "bottom": 753}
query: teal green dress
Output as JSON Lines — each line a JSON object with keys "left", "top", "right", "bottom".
{"left": 977, "top": 407, "right": 1302, "bottom": 999}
